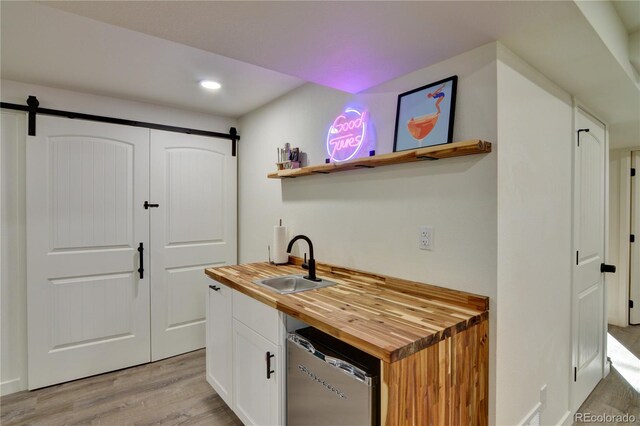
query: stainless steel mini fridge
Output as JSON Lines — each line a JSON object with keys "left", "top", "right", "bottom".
{"left": 287, "top": 327, "right": 379, "bottom": 426}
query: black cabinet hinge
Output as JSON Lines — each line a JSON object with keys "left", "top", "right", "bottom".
{"left": 632, "top": 168, "right": 636, "bottom": 177}
{"left": 631, "top": 300, "right": 635, "bottom": 309}
{"left": 632, "top": 234, "right": 636, "bottom": 243}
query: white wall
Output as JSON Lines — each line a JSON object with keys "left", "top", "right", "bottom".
{"left": 495, "top": 45, "right": 574, "bottom": 425}
{"left": 1, "top": 111, "right": 27, "bottom": 395}
{"left": 238, "top": 43, "right": 499, "bottom": 424}
{"left": 1, "top": 80, "right": 237, "bottom": 134}
{"left": 0, "top": 80, "right": 237, "bottom": 395}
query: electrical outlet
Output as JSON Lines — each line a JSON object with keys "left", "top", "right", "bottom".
{"left": 419, "top": 226, "right": 433, "bottom": 250}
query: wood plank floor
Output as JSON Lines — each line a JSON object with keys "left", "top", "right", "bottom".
{"left": 575, "top": 325, "right": 640, "bottom": 425}
{"left": 0, "top": 349, "right": 243, "bottom": 426}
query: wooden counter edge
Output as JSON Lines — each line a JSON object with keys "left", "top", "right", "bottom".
{"left": 205, "top": 268, "right": 279, "bottom": 309}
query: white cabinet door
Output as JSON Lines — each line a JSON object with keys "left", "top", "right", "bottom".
{"left": 27, "top": 116, "right": 151, "bottom": 390}
{"left": 150, "top": 130, "right": 237, "bottom": 361}
{"left": 233, "top": 319, "right": 281, "bottom": 426}
{"left": 206, "top": 280, "right": 233, "bottom": 407}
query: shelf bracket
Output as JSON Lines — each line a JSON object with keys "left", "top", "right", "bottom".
{"left": 416, "top": 155, "right": 439, "bottom": 161}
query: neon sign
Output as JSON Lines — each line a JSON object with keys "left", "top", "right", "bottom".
{"left": 326, "top": 108, "right": 370, "bottom": 162}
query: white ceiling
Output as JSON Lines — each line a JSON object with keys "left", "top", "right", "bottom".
{"left": 38, "top": 1, "right": 576, "bottom": 94}
{"left": 0, "top": 1, "right": 305, "bottom": 118}
{"left": 612, "top": 0, "right": 640, "bottom": 32}
{"left": 1, "top": 1, "right": 638, "bottom": 146}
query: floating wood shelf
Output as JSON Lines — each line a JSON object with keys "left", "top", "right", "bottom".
{"left": 267, "top": 139, "right": 492, "bottom": 179}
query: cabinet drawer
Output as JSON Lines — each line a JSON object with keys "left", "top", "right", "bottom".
{"left": 233, "top": 290, "right": 281, "bottom": 344}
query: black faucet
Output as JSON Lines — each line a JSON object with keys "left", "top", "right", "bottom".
{"left": 286, "top": 235, "right": 320, "bottom": 282}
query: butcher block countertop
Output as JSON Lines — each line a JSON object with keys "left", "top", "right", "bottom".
{"left": 205, "top": 258, "right": 489, "bottom": 363}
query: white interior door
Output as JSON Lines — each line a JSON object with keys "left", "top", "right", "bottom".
{"left": 631, "top": 151, "right": 640, "bottom": 325}
{"left": 572, "top": 108, "right": 607, "bottom": 408}
{"left": 27, "top": 116, "right": 151, "bottom": 389}
{"left": 150, "top": 130, "right": 237, "bottom": 361}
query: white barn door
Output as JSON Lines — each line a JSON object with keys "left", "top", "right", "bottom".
{"left": 149, "top": 130, "right": 237, "bottom": 361}
{"left": 572, "top": 108, "right": 607, "bottom": 408}
{"left": 27, "top": 116, "right": 151, "bottom": 389}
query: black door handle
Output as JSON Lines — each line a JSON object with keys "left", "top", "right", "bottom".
{"left": 144, "top": 201, "right": 159, "bottom": 209}
{"left": 138, "top": 242, "right": 144, "bottom": 279}
{"left": 601, "top": 263, "right": 616, "bottom": 273}
{"left": 266, "top": 352, "right": 275, "bottom": 379}
{"left": 209, "top": 285, "right": 220, "bottom": 291}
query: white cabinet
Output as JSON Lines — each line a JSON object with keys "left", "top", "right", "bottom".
{"left": 206, "top": 281, "right": 233, "bottom": 408}
{"left": 233, "top": 319, "right": 281, "bottom": 426}
{"left": 205, "top": 279, "right": 286, "bottom": 426}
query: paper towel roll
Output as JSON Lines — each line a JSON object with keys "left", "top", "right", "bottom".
{"left": 273, "top": 226, "right": 288, "bottom": 264}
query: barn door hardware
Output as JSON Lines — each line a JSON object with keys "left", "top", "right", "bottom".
{"left": 0, "top": 97, "right": 241, "bottom": 147}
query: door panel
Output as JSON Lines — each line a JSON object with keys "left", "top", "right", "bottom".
{"left": 49, "top": 137, "right": 132, "bottom": 250}
{"left": 166, "top": 265, "right": 208, "bottom": 328}
{"left": 150, "top": 130, "right": 237, "bottom": 361}
{"left": 166, "top": 148, "right": 226, "bottom": 245}
{"left": 572, "top": 108, "right": 606, "bottom": 408}
{"left": 27, "top": 116, "right": 150, "bottom": 390}
{"left": 49, "top": 272, "right": 135, "bottom": 349}
{"left": 631, "top": 151, "right": 640, "bottom": 325}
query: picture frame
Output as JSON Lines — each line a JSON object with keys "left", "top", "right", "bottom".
{"left": 393, "top": 75, "right": 457, "bottom": 152}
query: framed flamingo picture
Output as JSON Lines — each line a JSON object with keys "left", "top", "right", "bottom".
{"left": 393, "top": 75, "right": 457, "bottom": 152}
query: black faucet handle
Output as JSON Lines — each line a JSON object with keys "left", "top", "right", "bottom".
{"left": 302, "top": 253, "right": 309, "bottom": 270}
{"left": 304, "top": 258, "right": 321, "bottom": 282}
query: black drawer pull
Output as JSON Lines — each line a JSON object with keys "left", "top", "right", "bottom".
{"left": 266, "top": 352, "right": 275, "bottom": 379}
{"left": 209, "top": 285, "right": 220, "bottom": 291}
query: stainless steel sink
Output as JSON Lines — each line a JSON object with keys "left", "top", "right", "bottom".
{"left": 253, "top": 274, "right": 336, "bottom": 294}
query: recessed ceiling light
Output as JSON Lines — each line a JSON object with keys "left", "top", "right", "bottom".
{"left": 200, "top": 80, "right": 221, "bottom": 90}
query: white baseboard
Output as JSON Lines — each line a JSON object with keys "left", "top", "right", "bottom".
{"left": 519, "top": 402, "right": 542, "bottom": 425}
{"left": 557, "top": 410, "right": 573, "bottom": 426}
{"left": 1, "top": 377, "right": 27, "bottom": 396}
